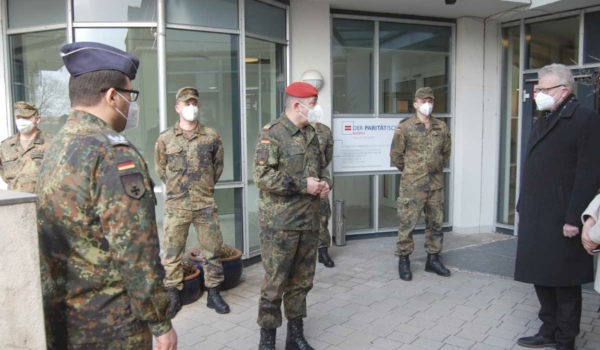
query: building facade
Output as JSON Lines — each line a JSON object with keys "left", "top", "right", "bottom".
{"left": 0, "top": 0, "right": 598, "bottom": 259}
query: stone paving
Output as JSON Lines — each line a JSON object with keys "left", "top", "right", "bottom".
{"left": 169, "top": 233, "right": 600, "bottom": 350}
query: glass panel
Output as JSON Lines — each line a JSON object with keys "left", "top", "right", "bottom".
{"left": 377, "top": 173, "right": 450, "bottom": 230}
{"left": 247, "top": 184, "right": 261, "bottom": 254}
{"left": 166, "top": 0, "right": 238, "bottom": 30}
{"left": 497, "top": 26, "right": 520, "bottom": 226}
{"left": 333, "top": 175, "right": 374, "bottom": 231}
{"left": 245, "top": 37, "right": 286, "bottom": 178}
{"left": 245, "top": 0, "right": 286, "bottom": 40}
{"left": 10, "top": 30, "right": 69, "bottom": 135}
{"left": 75, "top": 28, "right": 160, "bottom": 182}
{"left": 584, "top": 11, "right": 600, "bottom": 64}
{"left": 8, "top": 0, "right": 65, "bottom": 28}
{"left": 332, "top": 19, "right": 374, "bottom": 114}
{"left": 380, "top": 22, "right": 451, "bottom": 114}
{"left": 74, "top": 0, "right": 157, "bottom": 22}
{"left": 157, "top": 188, "right": 244, "bottom": 254}
{"left": 526, "top": 16, "right": 579, "bottom": 69}
{"left": 166, "top": 29, "right": 241, "bottom": 183}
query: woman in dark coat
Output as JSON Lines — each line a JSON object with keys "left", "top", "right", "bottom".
{"left": 515, "top": 64, "right": 600, "bottom": 350}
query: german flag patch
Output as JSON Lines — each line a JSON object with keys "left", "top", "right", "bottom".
{"left": 117, "top": 160, "right": 136, "bottom": 171}
{"left": 260, "top": 138, "right": 270, "bottom": 144}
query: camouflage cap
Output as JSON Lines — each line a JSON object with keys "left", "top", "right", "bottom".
{"left": 176, "top": 87, "right": 199, "bottom": 102}
{"left": 14, "top": 101, "right": 38, "bottom": 117}
{"left": 415, "top": 87, "right": 435, "bottom": 100}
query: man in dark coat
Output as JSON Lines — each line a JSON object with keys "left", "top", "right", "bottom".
{"left": 515, "top": 63, "right": 600, "bottom": 350}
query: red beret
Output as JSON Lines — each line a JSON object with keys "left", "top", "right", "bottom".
{"left": 285, "top": 82, "right": 318, "bottom": 98}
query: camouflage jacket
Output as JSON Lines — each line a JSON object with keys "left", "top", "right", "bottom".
{"left": 36, "top": 111, "right": 172, "bottom": 346}
{"left": 312, "top": 122, "right": 334, "bottom": 207}
{"left": 0, "top": 131, "right": 53, "bottom": 193}
{"left": 254, "top": 114, "right": 331, "bottom": 230}
{"left": 390, "top": 115, "right": 451, "bottom": 191}
{"left": 155, "top": 121, "right": 224, "bottom": 211}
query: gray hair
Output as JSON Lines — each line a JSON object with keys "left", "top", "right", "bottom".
{"left": 284, "top": 94, "right": 315, "bottom": 109}
{"left": 538, "top": 63, "right": 574, "bottom": 91}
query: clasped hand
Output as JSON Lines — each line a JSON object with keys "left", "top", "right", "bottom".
{"left": 307, "top": 177, "right": 330, "bottom": 198}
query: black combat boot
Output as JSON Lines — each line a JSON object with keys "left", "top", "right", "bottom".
{"left": 398, "top": 255, "right": 412, "bottom": 281}
{"left": 286, "top": 318, "right": 314, "bottom": 350}
{"left": 207, "top": 287, "right": 230, "bottom": 314}
{"left": 167, "top": 287, "right": 182, "bottom": 318}
{"left": 425, "top": 254, "right": 451, "bottom": 277}
{"left": 318, "top": 247, "right": 335, "bottom": 268}
{"left": 258, "top": 328, "right": 276, "bottom": 350}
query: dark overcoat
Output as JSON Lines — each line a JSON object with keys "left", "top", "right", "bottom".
{"left": 515, "top": 95, "right": 600, "bottom": 287}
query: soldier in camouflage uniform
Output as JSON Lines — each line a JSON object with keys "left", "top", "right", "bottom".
{"left": 254, "top": 82, "right": 331, "bottom": 350}
{"left": 155, "top": 86, "right": 230, "bottom": 314}
{"left": 0, "top": 102, "right": 53, "bottom": 193}
{"left": 390, "top": 87, "right": 452, "bottom": 282}
{"left": 312, "top": 122, "right": 335, "bottom": 268}
{"left": 36, "top": 42, "right": 177, "bottom": 350}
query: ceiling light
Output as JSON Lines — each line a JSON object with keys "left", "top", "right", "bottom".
{"left": 445, "top": 0, "right": 456, "bottom": 4}
{"left": 245, "top": 57, "right": 259, "bottom": 63}
{"left": 208, "top": 86, "right": 217, "bottom": 90}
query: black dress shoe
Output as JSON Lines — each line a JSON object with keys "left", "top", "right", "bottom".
{"left": 517, "top": 334, "right": 557, "bottom": 348}
{"left": 318, "top": 247, "right": 335, "bottom": 268}
{"left": 425, "top": 254, "right": 451, "bottom": 277}
{"left": 398, "top": 256, "right": 412, "bottom": 281}
{"left": 207, "top": 287, "right": 230, "bottom": 314}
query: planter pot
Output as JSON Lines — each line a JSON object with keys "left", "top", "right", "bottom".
{"left": 178, "top": 265, "right": 203, "bottom": 305}
{"left": 186, "top": 247, "right": 244, "bottom": 291}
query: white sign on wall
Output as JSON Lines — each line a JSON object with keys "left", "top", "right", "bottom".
{"left": 332, "top": 118, "right": 404, "bottom": 173}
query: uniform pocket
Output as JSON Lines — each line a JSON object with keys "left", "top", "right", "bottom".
{"left": 166, "top": 146, "right": 185, "bottom": 172}
{"left": 282, "top": 146, "right": 305, "bottom": 176}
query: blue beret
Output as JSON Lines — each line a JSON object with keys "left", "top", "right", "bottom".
{"left": 60, "top": 42, "right": 140, "bottom": 80}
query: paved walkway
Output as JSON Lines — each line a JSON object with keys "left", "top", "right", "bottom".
{"left": 170, "top": 233, "right": 600, "bottom": 350}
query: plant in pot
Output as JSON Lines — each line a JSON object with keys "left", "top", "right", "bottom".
{"left": 186, "top": 244, "right": 243, "bottom": 291}
{"left": 178, "top": 262, "right": 203, "bottom": 305}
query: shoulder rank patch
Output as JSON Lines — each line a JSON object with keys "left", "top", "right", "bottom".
{"left": 102, "top": 132, "right": 130, "bottom": 146}
{"left": 117, "top": 160, "right": 136, "bottom": 171}
{"left": 257, "top": 148, "right": 269, "bottom": 165}
{"left": 120, "top": 173, "right": 146, "bottom": 200}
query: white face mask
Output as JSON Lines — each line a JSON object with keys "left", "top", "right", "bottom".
{"left": 417, "top": 102, "right": 433, "bottom": 116}
{"left": 182, "top": 105, "right": 199, "bottom": 122}
{"left": 114, "top": 91, "right": 140, "bottom": 131}
{"left": 16, "top": 118, "right": 35, "bottom": 134}
{"left": 299, "top": 103, "right": 323, "bottom": 123}
{"left": 535, "top": 87, "right": 564, "bottom": 111}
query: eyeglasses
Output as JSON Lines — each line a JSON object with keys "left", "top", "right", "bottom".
{"left": 101, "top": 88, "right": 140, "bottom": 102}
{"left": 534, "top": 85, "right": 563, "bottom": 94}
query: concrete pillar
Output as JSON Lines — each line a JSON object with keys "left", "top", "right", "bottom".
{"left": 452, "top": 17, "right": 490, "bottom": 234}
{"left": 0, "top": 190, "right": 47, "bottom": 349}
{"left": 289, "top": 0, "right": 332, "bottom": 128}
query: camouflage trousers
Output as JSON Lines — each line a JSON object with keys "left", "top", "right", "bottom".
{"left": 257, "top": 229, "right": 319, "bottom": 329}
{"left": 318, "top": 199, "right": 332, "bottom": 249}
{"left": 396, "top": 188, "right": 444, "bottom": 256}
{"left": 68, "top": 328, "right": 151, "bottom": 350}
{"left": 162, "top": 205, "right": 224, "bottom": 289}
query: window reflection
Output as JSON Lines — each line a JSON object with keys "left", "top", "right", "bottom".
{"left": 333, "top": 175, "right": 374, "bottom": 231}
{"left": 74, "top": 0, "right": 156, "bottom": 22}
{"left": 10, "top": 30, "right": 69, "bottom": 135}
{"left": 526, "top": 16, "right": 579, "bottom": 69}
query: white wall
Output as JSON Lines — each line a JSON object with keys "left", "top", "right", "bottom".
{"left": 452, "top": 17, "right": 487, "bottom": 234}
{"left": 290, "top": 0, "right": 332, "bottom": 129}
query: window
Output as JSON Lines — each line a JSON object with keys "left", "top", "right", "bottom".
{"left": 10, "top": 30, "right": 69, "bottom": 135}
{"left": 332, "top": 19, "right": 374, "bottom": 114}
{"left": 74, "top": 28, "right": 160, "bottom": 181}
{"left": 333, "top": 175, "right": 374, "bottom": 231}
{"left": 166, "top": 0, "right": 238, "bottom": 29}
{"left": 526, "top": 16, "right": 579, "bottom": 69}
{"left": 8, "top": 0, "right": 65, "bottom": 28}
{"left": 73, "top": 0, "right": 157, "bottom": 22}
{"left": 497, "top": 26, "right": 520, "bottom": 226}
{"left": 166, "top": 29, "right": 241, "bottom": 183}
{"left": 584, "top": 11, "right": 600, "bottom": 65}
{"left": 245, "top": 0, "right": 286, "bottom": 40}
{"left": 380, "top": 22, "right": 451, "bottom": 114}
